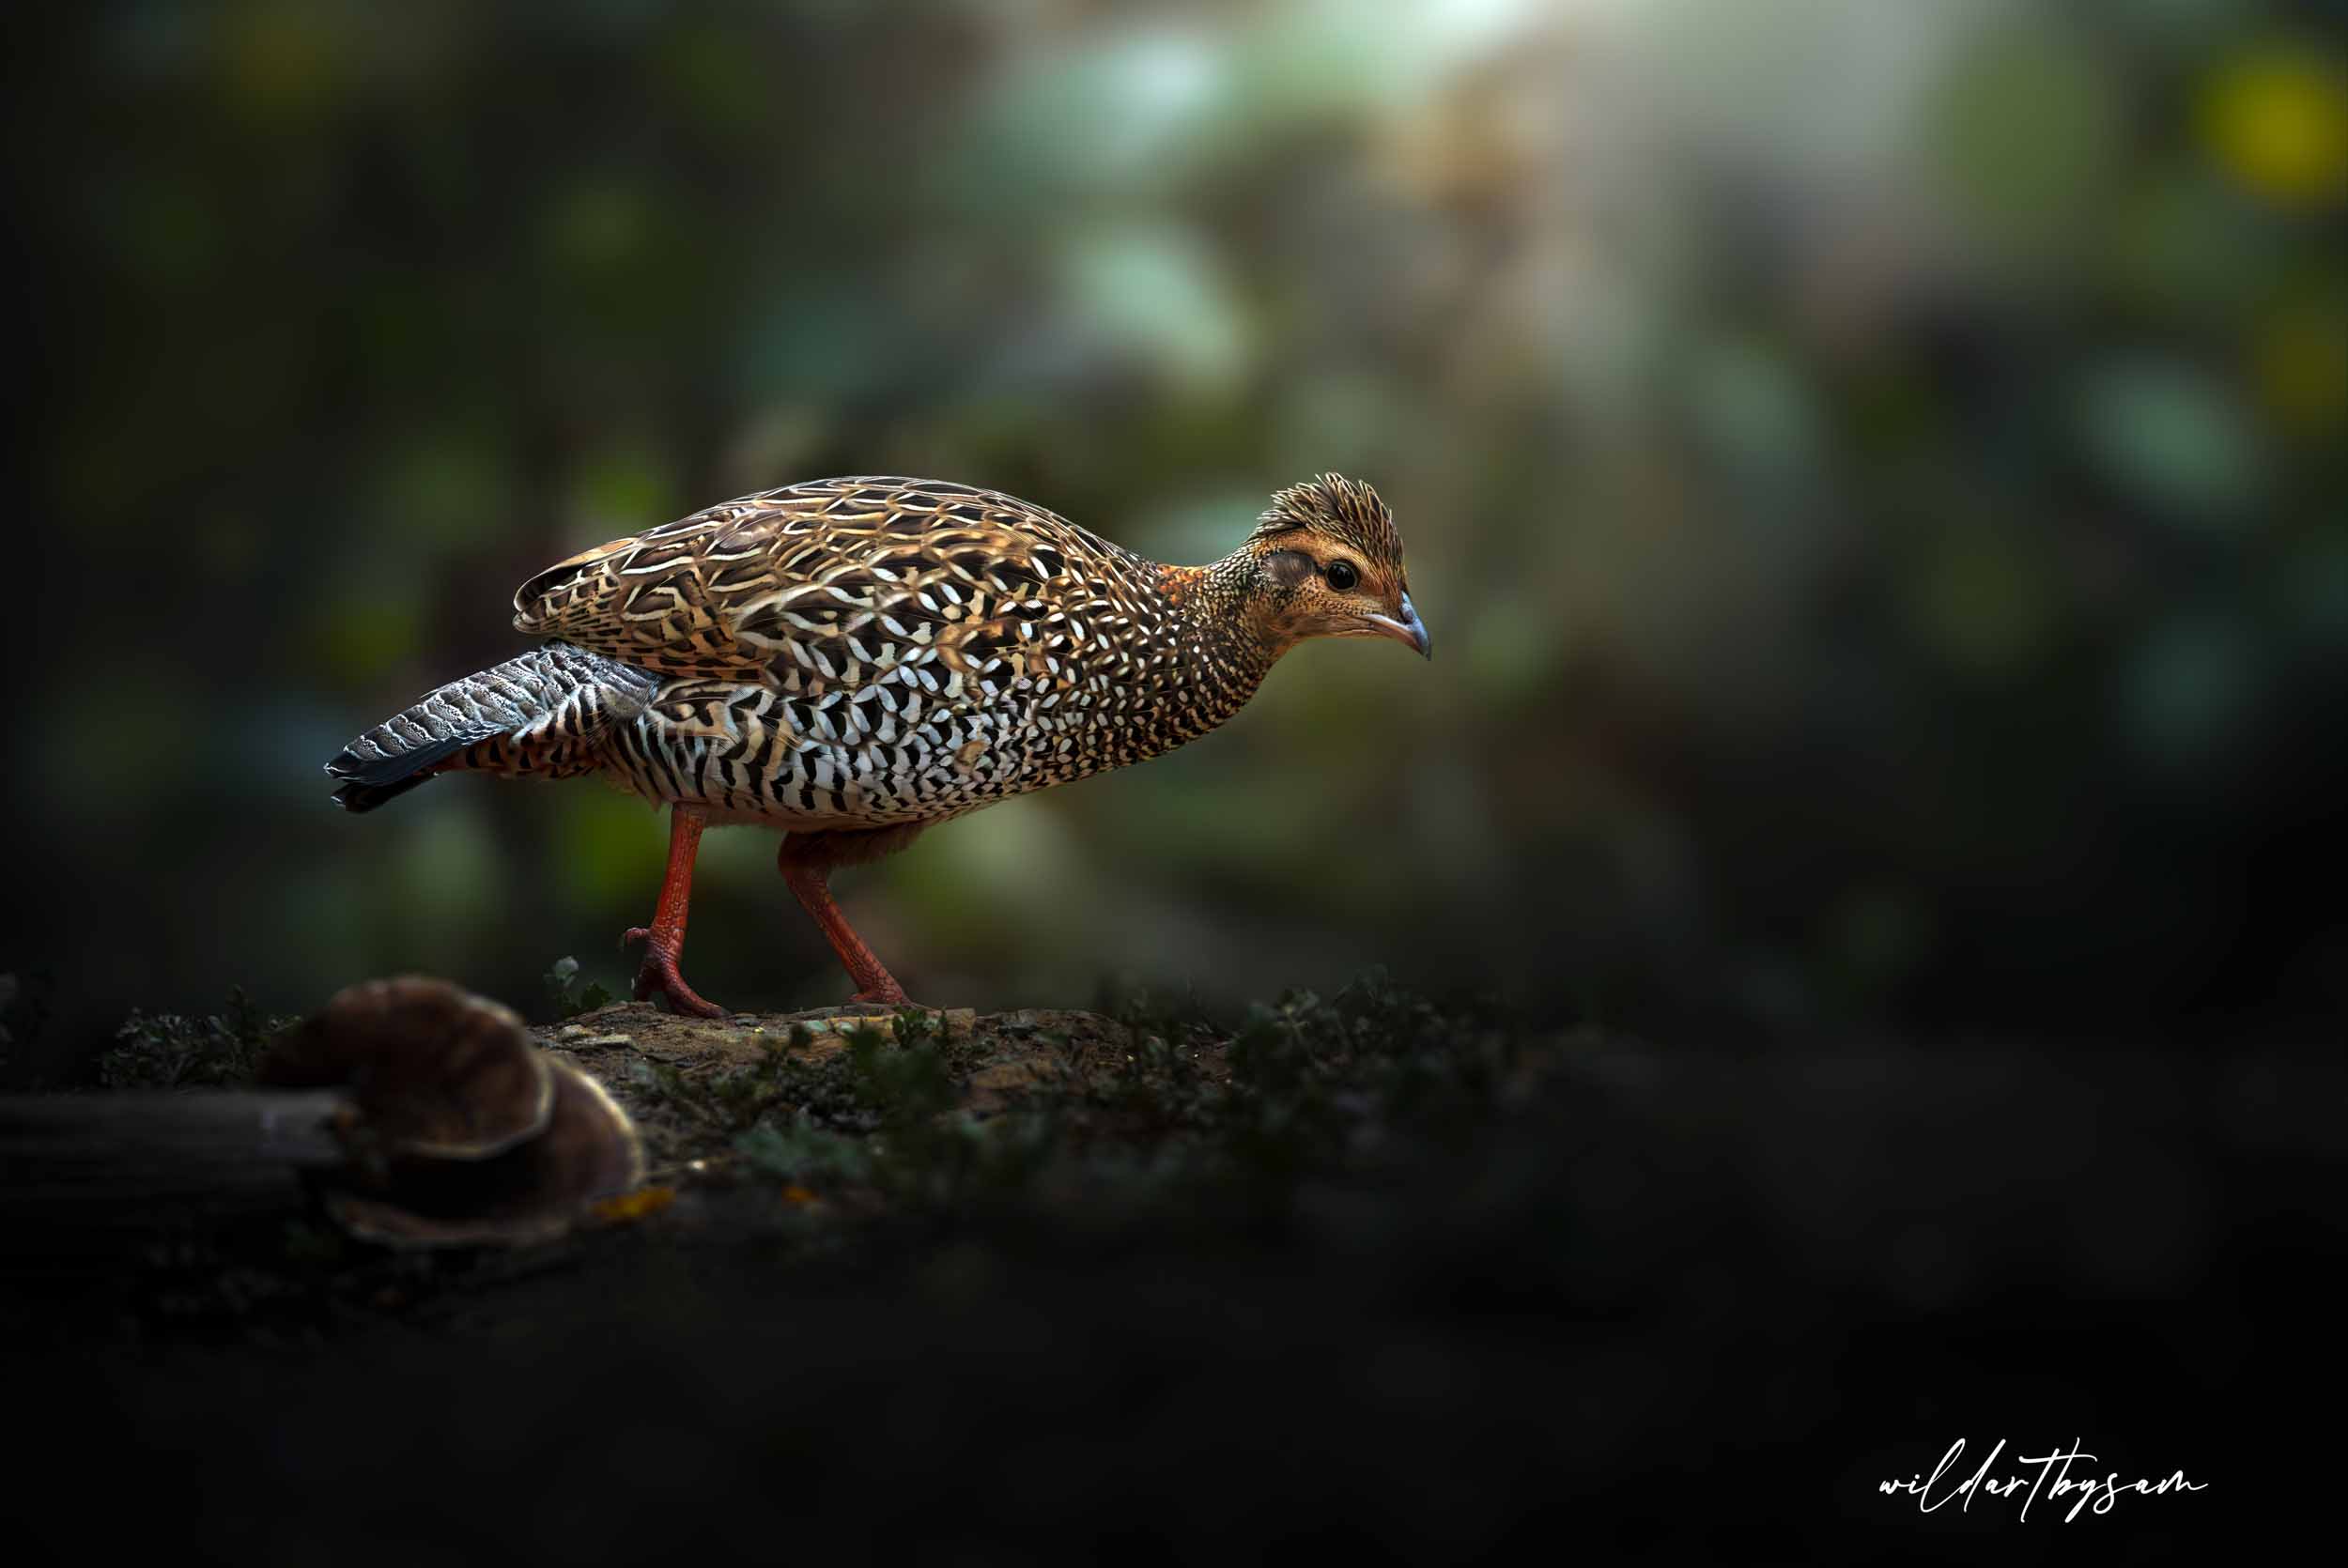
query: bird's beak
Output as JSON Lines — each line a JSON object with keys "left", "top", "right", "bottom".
{"left": 1364, "top": 592, "right": 1431, "bottom": 659}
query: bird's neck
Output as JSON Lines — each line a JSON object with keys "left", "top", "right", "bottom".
{"left": 1146, "top": 552, "right": 1283, "bottom": 733}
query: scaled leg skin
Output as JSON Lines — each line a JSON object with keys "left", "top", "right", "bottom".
{"left": 778, "top": 835, "right": 912, "bottom": 1007}
{"left": 623, "top": 804, "right": 730, "bottom": 1019}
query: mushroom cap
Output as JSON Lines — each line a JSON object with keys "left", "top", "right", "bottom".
{"left": 324, "top": 1057, "right": 646, "bottom": 1249}
{"left": 259, "top": 976, "right": 553, "bottom": 1161}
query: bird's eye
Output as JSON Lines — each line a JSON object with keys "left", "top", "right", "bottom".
{"left": 1325, "top": 560, "right": 1359, "bottom": 591}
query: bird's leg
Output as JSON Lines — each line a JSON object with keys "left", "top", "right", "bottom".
{"left": 622, "top": 804, "right": 730, "bottom": 1019}
{"left": 778, "top": 837, "right": 911, "bottom": 1007}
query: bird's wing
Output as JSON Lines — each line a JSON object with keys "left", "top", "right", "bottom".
{"left": 511, "top": 477, "right": 1143, "bottom": 691}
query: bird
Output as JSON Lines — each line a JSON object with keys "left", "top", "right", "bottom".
{"left": 325, "top": 473, "right": 1429, "bottom": 1016}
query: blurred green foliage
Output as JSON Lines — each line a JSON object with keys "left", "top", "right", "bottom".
{"left": 9, "top": 1, "right": 2344, "bottom": 1079}
{"left": 542, "top": 957, "right": 615, "bottom": 1021}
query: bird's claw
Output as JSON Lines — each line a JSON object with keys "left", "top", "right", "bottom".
{"left": 622, "top": 930, "right": 731, "bottom": 1019}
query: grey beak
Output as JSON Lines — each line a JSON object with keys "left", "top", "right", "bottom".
{"left": 1367, "top": 592, "right": 1431, "bottom": 659}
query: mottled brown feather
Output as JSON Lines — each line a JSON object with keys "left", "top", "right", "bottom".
{"left": 511, "top": 477, "right": 1155, "bottom": 686}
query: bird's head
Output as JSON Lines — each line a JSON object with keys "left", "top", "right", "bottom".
{"left": 1232, "top": 474, "right": 1429, "bottom": 659}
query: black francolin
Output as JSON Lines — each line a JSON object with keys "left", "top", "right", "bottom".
{"left": 326, "top": 474, "right": 1429, "bottom": 1015}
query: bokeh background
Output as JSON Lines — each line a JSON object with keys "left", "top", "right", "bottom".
{"left": 9, "top": 0, "right": 2345, "bottom": 1079}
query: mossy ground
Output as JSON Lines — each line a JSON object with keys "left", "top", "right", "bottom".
{"left": 40, "top": 974, "right": 1546, "bottom": 1345}
{"left": 544, "top": 975, "right": 1542, "bottom": 1245}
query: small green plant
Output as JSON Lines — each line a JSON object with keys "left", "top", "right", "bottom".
{"left": 734, "top": 1115, "right": 874, "bottom": 1186}
{"left": 100, "top": 988, "right": 294, "bottom": 1089}
{"left": 847, "top": 1021, "right": 958, "bottom": 1127}
{"left": 543, "top": 956, "right": 616, "bottom": 1020}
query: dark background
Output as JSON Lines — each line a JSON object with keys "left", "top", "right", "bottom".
{"left": 4, "top": 1, "right": 2340, "bottom": 1556}
{"left": 9, "top": 0, "right": 2343, "bottom": 1070}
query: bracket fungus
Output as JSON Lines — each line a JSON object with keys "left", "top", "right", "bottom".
{"left": 260, "top": 976, "right": 554, "bottom": 1161}
{"left": 259, "top": 976, "right": 644, "bottom": 1247}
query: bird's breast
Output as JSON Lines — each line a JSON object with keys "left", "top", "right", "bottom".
{"left": 594, "top": 619, "right": 1265, "bottom": 827}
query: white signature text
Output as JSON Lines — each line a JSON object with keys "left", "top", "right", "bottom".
{"left": 1877, "top": 1439, "right": 2207, "bottom": 1522}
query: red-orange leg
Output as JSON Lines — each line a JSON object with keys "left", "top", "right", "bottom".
{"left": 623, "top": 805, "right": 730, "bottom": 1019}
{"left": 778, "top": 843, "right": 911, "bottom": 1007}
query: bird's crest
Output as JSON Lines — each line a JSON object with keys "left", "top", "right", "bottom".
{"left": 1250, "top": 473, "right": 1403, "bottom": 574}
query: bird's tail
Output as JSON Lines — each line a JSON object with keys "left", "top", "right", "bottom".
{"left": 324, "top": 641, "right": 661, "bottom": 813}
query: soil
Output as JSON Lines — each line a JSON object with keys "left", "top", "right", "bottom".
{"left": 541, "top": 998, "right": 1197, "bottom": 1176}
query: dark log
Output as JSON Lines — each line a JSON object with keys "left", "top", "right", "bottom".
{"left": 0, "top": 1090, "right": 348, "bottom": 1261}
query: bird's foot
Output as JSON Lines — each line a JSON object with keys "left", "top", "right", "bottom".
{"left": 622, "top": 927, "right": 731, "bottom": 1019}
{"left": 847, "top": 982, "right": 913, "bottom": 1008}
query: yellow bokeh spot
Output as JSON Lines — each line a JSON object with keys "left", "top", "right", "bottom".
{"left": 2253, "top": 299, "right": 2348, "bottom": 429}
{"left": 592, "top": 1186, "right": 677, "bottom": 1223}
{"left": 220, "top": 0, "right": 342, "bottom": 125}
{"left": 2201, "top": 44, "right": 2348, "bottom": 208}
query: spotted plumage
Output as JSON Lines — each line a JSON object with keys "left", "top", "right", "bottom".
{"left": 328, "top": 473, "right": 1427, "bottom": 1011}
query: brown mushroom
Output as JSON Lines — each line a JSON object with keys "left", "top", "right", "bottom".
{"left": 259, "top": 976, "right": 553, "bottom": 1161}
{"left": 323, "top": 1057, "right": 645, "bottom": 1248}
{"left": 259, "top": 976, "right": 645, "bottom": 1248}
